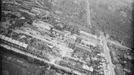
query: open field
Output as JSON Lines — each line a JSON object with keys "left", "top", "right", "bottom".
{"left": 89, "top": 0, "right": 134, "bottom": 48}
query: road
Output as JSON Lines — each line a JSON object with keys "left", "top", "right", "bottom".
{"left": 86, "top": 0, "right": 91, "bottom": 26}
{"left": 99, "top": 32, "right": 115, "bottom": 75}
{"left": 107, "top": 40, "right": 131, "bottom": 50}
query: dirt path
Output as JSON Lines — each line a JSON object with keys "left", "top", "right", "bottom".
{"left": 86, "top": 0, "right": 91, "bottom": 26}
{"left": 107, "top": 40, "right": 131, "bottom": 50}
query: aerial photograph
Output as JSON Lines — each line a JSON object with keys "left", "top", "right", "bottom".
{"left": 0, "top": 0, "right": 134, "bottom": 75}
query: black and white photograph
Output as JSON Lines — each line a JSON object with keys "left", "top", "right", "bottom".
{"left": 0, "top": 0, "right": 134, "bottom": 75}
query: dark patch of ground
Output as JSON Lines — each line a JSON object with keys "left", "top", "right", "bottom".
{"left": 89, "top": 0, "right": 134, "bottom": 48}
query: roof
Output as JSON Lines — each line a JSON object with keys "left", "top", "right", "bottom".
{"left": 78, "top": 34, "right": 100, "bottom": 46}
{"left": 75, "top": 43, "right": 91, "bottom": 52}
{"left": 33, "top": 20, "right": 53, "bottom": 30}
{"left": 33, "top": 20, "right": 53, "bottom": 27}
{"left": 80, "top": 30, "right": 97, "bottom": 39}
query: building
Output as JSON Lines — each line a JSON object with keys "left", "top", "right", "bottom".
{"left": 81, "top": 39, "right": 96, "bottom": 47}
{"left": 80, "top": 30, "right": 97, "bottom": 39}
{"left": 0, "top": 34, "right": 28, "bottom": 49}
{"left": 33, "top": 20, "right": 53, "bottom": 30}
{"left": 78, "top": 33, "right": 100, "bottom": 47}
{"left": 75, "top": 43, "right": 92, "bottom": 53}
{"left": 31, "top": 7, "right": 50, "bottom": 17}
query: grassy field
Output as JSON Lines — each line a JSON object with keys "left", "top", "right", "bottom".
{"left": 51, "top": 0, "right": 134, "bottom": 48}
{"left": 2, "top": 60, "right": 27, "bottom": 75}
{"left": 89, "top": 0, "right": 134, "bottom": 48}
{"left": 51, "top": 0, "right": 93, "bottom": 32}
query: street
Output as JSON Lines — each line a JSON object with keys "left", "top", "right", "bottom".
{"left": 100, "top": 32, "right": 115, "bottom": 75}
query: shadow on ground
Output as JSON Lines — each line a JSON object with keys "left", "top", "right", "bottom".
{"left": 131, "top": 1, "right": 134, "bottom": 75}
{"left": 132, "top": 1, "right": 134, "bottom": 44}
